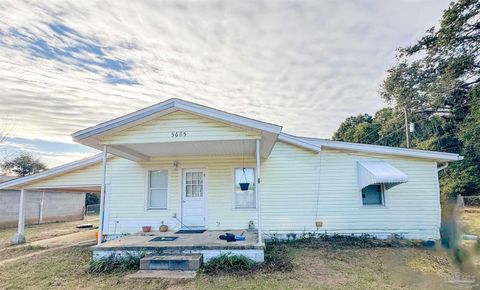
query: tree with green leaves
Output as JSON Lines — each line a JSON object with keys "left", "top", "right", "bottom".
{"left": 1, "top": 153, "right": 47, "bottom": 177}
{"left": 334, "top": 0, "right": 480, "bottom": 197}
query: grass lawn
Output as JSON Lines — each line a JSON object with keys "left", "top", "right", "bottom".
{"left": 0, "top": 244, "right": 469, "bottom": 290}
{"left": 0, "top": 218, "right": 98, "bottom": 249}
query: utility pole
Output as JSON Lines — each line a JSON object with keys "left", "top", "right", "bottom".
{"left": 404, "top": 107, "right": 410, "bottom": 148}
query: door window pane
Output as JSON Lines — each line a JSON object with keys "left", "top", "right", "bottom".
{"left": 185, "top": 171, "right": 203, "bottom": 197}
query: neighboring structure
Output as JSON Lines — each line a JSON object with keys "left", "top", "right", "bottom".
{"left": 0, "top": 176, "right": 86, "bottom": 228}
{"left": 0, "top": 98, "right": 463, "bottom": 247}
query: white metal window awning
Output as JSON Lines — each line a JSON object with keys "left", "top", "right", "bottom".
{"left": 357, "top": 161, "right": 408, "bottom": 190}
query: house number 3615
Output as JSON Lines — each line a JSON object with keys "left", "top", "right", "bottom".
{"left": 171, "top": 131, "right": 187, "bottom": 137}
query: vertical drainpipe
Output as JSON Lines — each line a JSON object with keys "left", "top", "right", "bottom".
{"left": 97, "top": 145, "right": 107, "bottom": 245}
{"left": 256, "top": 139, "right": 262, "bottom": 244}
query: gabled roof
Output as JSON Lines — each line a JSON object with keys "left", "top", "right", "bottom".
{"left": 72, "top": 98, "right": 282, "bottom": 141}
{"left": 0, "top": 154, "right": 104, "bottom": 190}
{"left": 279, "top": 133, "right": 463, "bottom": 162}
{"left": 72, "top": 98, "right": 283, "bottom": 160}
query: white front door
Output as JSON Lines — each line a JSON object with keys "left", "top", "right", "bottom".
{"left": 181, "top": 169, "right": 206, "bottom": 228}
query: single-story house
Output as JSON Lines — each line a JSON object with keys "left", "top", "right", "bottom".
{"left": 0, "top": 176, "right": 86, "bottom": 228}
{"left": 0, "top": 98, "right": 462, "bottom": 254}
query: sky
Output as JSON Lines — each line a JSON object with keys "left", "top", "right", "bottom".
{"left": 0, "top": 0, "right": 450, "bottom": 167}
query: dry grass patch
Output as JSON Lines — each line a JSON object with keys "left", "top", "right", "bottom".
{"left": 0, "top": 245, "right": 47, "bottom": 261}
{"left": 463, "top": 207, "right": 480, "bottom": 237}
{"left": 0, "top": 242, "right": 470, "bottom": 290}
{"left": 0, "top": 219, "right": 98, "bottom": 249}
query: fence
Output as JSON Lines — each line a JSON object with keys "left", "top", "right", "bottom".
{"left": 463, "top": 196, "right": 480, "bottom": 207}
{"left": 85, "top": 204, "right": 100, "bottom": 221}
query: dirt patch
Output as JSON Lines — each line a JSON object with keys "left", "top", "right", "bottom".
{"left": 0, "top": 245, "right": 47, "bottom": 261}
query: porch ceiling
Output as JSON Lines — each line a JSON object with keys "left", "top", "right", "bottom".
{"left": 107, "top": 139, "right": 258, "bottom": 160}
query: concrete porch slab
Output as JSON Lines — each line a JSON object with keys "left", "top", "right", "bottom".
{"left": 91, "top": 230, "right": 265, "bottom": 262}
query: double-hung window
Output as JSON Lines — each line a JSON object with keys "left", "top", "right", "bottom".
{"left": 147, "top": 170, "right": 168, "bottom": 209}
{"left": 233, "top": 168, "right": 256, "bottom": 208}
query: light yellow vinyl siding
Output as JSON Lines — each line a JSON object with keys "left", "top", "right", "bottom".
{"left": 105, "top": 155, "right": 258, "bottom": 234}
{"left": 22, "top": 141, "right": 441, "bottom": 240}
{"left": 101, "top": 111, "right": 261, "bottom": 144}
{"left": 23, "top": 161, "right": 106, "bottom": 188}
{"left": 261, "top": 143, "right": 441, "bottom": 240}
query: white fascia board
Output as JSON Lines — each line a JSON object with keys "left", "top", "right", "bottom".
{"left": 278, "top": 133, "right": 321, "bottom": 152}
{"left": 72, "top": 98, "right": 282, "bottom": 141}
{"left": 0, "top": 154, "right": 104, "bottom": 190}
{"left": 313, "top": 139, "right": 463, "bottom": 162}
{"left": 72, "top": 101, "right": 176, "bottom": 140}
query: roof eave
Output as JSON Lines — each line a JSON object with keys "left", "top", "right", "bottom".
{"left": 0, "top": 154, "right": 104, "bottom": 190}
{"left": 72, "top": 98, "right": 282, "bottom": 142}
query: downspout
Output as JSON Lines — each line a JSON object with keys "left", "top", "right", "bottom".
{"left": 97, "top": 145, "right": 108, "bottom": 245}
{"left": 437, "top": 162, "right": 449, "bottom": 172}
{"left": 255, "top": 139, "right": 262, "bottom": 244}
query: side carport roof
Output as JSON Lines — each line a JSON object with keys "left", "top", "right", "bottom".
{"left": 0, "top": 154, "right": 103, "bottom": 190}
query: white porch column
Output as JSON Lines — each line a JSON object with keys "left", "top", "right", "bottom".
{"left": 255, "top": 139, "right": 263, "bottom": 244}
{"left": 97, "top": 145, "right": 108, "bottom": 245}
{"left": 11, "top": 187, "right": 26, "bottom": 245}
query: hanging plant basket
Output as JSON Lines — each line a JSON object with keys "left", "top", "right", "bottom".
{"left": 240, "top": 182, "right": 250, "bottom": 191}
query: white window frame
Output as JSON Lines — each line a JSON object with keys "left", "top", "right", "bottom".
{"left": 145, "top": 169, "right": 169, "bottom": 210}
{"left": 232, "top": 167, "right": 257, "bottom": 209}
{"left": 360, "top": 184, "right": 387, "bottom": 207}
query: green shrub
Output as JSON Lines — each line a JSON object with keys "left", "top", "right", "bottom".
{"left": 268, "top": 232, "right": 414, "bottom": 249}
{"left": 260, "top": 243, "right": 293, "bottom": 272}
{"left": 201, "top": 254, "right": 256, "bottom": 275}
{"left": 87, "top": 253, "right": 144, "bottom": 274}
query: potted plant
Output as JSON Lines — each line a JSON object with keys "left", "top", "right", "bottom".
{"left": 142, "top": 226, "right": 151, "bottom": 233}
{"left": 159, "top": 221, "right": 168, "bottom": 232}
{"left": 240, "top": 182, "right": 250, "bottom": 191}
{"left": 239, "top": 168, "right": 250, "bottom": 191}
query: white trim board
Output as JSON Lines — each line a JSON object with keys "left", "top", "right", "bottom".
{"left": 280, "top": 133, "right": 462, "bottom": 162}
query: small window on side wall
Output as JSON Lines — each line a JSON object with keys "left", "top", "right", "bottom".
{"left": 234, "top": 168, "right": 256, "bottom": 208}
{"left": 361, "top": 184, "right": 384, "bottom": 206}
{"left": 148, "top": 170, "right": 168, "bottom": 209}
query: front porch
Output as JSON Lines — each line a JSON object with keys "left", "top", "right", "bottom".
{"left": 91, "top": 230, "right": 265, "bottom": 262}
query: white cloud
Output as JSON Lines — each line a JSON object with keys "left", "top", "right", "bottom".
{"left": 0, "top": 0, "right": 450, "bottom": 165}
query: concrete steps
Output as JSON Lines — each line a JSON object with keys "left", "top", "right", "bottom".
{"left": 130, "top": 254, "right": 203, "bottom": 279}
{"left": 140, "top": 254, "right": 203, "bottom": 271}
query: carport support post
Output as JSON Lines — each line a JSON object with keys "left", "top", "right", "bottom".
{"left": 11, "top": 188, "right": 26, "bottom": 245}
{"left": 256, "top": 139, "right": 263, "bottom": 244}
{"left": 97, "top": 145, "right": 107, "bottom": 245}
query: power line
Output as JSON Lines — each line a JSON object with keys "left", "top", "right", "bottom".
{"left": 356, "top": 112, "right": 406, "bottom": 143}
{"left": 373, "top": 124, "right": 406, "bottom": 145}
